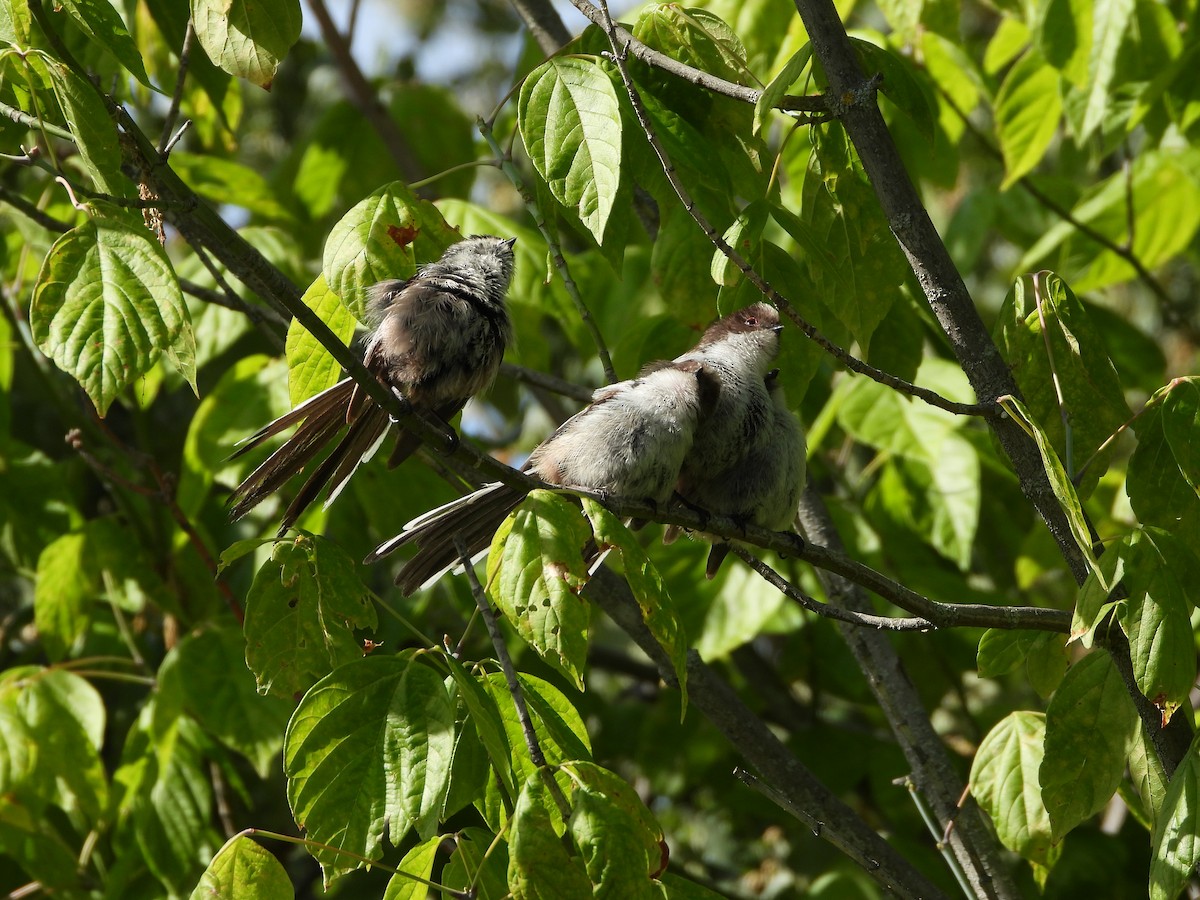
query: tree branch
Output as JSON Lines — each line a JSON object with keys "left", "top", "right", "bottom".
{"left": 788, "top": 0, "right": 1194, "bottom": 770}
{"left": 508, "top": 0, "right": 572, "bottom": 55}
{"left": 796, "top": 487, "right": 1022, "bottom": 899}
{"left": 585, "top": 567, "right": 951, "bottom": 900}
{"left": 567, "top": 0, "right": 826, "bottom": 114}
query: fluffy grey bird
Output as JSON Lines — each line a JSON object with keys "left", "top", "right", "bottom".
{"left": 367, "top": 358, "right": 720, "bottom": 593}
{"left": 228, "top": 235, "right": 516, "bottom": 532}
{"left": 665, "top": 303, "right": 806, "bottom": 577}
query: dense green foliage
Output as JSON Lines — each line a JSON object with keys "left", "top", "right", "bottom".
{"left": 1, "top": 0, "right": 1199, "bottom": 897}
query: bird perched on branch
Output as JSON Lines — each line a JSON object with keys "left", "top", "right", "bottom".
{"left": 368, "top": 302, "right": 799, "bottom": 592}
{"left": 227, "top": 235, "right": 516, "bottom": 533}
{"left": 367, "top": 357, "right": 721, "bottom": 593}
{"left": 664, "top": 302, "right": 806, "bottom": 577}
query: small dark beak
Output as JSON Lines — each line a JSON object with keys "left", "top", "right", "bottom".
{"left": 503, "top": 237, "right": 517, "bottom": 249}
{"left": 771, "top": 324, "right": 784, "bottom": 334}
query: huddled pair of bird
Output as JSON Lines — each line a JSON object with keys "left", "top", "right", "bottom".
{"left": 227, "top": 235, "right": 806, "bottom": 592}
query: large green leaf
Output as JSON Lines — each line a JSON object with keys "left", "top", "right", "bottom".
{"left": 244, "top": 534, "right": 378, "bottom": 700}
{"left": 509, "top": 771, "right": 591, "bottom": 900}
{"left": 26, "top": 51, "right": 124, "bottom": 194}
{"left": 1040, "top": 652, "right": 1137, "bottom": 840}
{"left": 994, "top": 49, "right": 1062, "bottom": 188}
{"left": 190, "top": 0, "right": 301, "bottom": 89}
{"left": 994, "top": 272, "right": 1130, "bottom": 494}
{"left": 31, "top": 214, "right": 195, "bottom": 415}
{"left": 285, "top": 275, "right": 357, "bottom": 406}
{"left": 0, "top": 668, "right": 107, "bottom": 823}
{"left": 970, "top": 711, "right": 1055, "bottom": 865}
{"left": 1149, "top": 732, "right": 1200, "bottom": 900}
{"left": 57, "top": 0, "right": 154, "bottom": 89}
{"left": 322, "top": 181, "right": 459, "bottom": 321}
{"left": 382, "top": 836, "right": 442, "bottom": 900}
{"left": 518, "top": 57, "right": 623, "bottom": 246}
{"left": 583, "top": 500, "right": 688, "bottom": 712}
{"left": 189, "top": 834, "right": 293, "bottom": 900}
{"left": 1128, "top": 381, "right": 1200, "bottom": 530}
{"left": 484, "top": 672, "right": 592, "bottom": 788}
{"left": 160, "top": 627, "right": 292, "bottom": 777}
{"left": 486, "top": 491, "right": 592, "bottom": 690}
{"left": 285, "top": 654, "right": 455, "bottom": 879}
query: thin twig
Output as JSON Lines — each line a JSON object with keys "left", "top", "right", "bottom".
{"left": 733, "top": 547, "right": 937, "bottom": 632}
{"left": 477, "top": 117, "right": 619, "bottom": 383}
{"left": 454, "top": 537, "right": 547, "bottom": 770}
{"left": 158, "top": 23, "right": 196, "bottom": 156}
{"left": 0, "top": 185, "right": 73, "bottom": 233}
{"left": 508, "top": 0, "right": 572, "bottom": 54}
{"left": 567, "top": 0, "right": 827, "bottom": 114}
{"left": 453, "top": 537, "right": 573, "bottom": 819}
{"left": 500, "top": 361, "right": 595, "bottom": 402}
{"left": 594, "top": 2, "right": 991, "bottom": 418}
{"left": 189, "top": 245, "right": 288, "bottom": 350}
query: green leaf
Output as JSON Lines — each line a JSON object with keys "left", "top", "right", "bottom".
{"left": 838, "top": 361, "right": 980, "bottom": 568}
{"left": 443, "top": 656, "right": 516, "bottom": 799}
{"left": 518, "top": 57, "right": 623, "bottom": 246}
{"left": 1077, "top": 0, "right": 1135, "bottom": 140}
{"left": 970, "top": 711, "right": 1054, "bottom": 864}
{"left": 1149, "top": 732, "right": 1200, "bottom": 900}
{"left": 189, "top": 834, "right": 293, "bottom": 900}
{"left": 161, "top": 628, "right": 292, "bottom": 777}
{"left": 1128, "top": 383, "right": 1200, "bottom": 529}
{"left": 709, "top": 200, "right": 768, "bottom": 287}
{"left": 382, "top": 835, "right": 442, "bottom": 900}
{"left": 0, "top": 668, "right": 108, "bottom": 822}
{"left": 999, "top": 394, "right": 1101, "bottom": 578}
{"left": 1117, "top": 529, "right": 1199, "bottom": 720}
{"left": 170, "top": 152, "right": 293, "bottom": 222}
{"left": 244, "top": 534, "right": 379, "bottom": 700}
{"left": 284, "top": 655, "right": 455, "bottom": 879}
{"left": 190, "top": 0, "right": 301, "bottom": 89}
{"left": 322, "top": 181, "right": 460, "bottom": 321}
{"left": 508, "top": 771, "right": 592, "bottom": 900}
{"left": 57, "top": 0, "right": 154, "bottom": 89}
{"left": 1035, "top": 0, "right": 1090, "bottom": 84}
{"left": 129, "top": 715, "right": 219, "bottom": 893}
{"left": 568, "top": 789, "right": 660, "bottom": 899}
{"left": 562, "top": 760, "right": 665, "bottom": 886}
{"left": 1128, "top": 724, "right": 1170, "bottom": 828}
{"left": 285, "top": 275, "right": 356, "bottom": 406}
{"left": 0, "top": 0, "right": 30, "bottom": 43}
{"left": 484, "top": 672, "right": 592, "bottom": 787}
{"left": 33, "top": 531, "right": 91, "bottom": 660}
{"left": 978, "top": 629, "right": 1068, "bottom": 696}
{"left": 994, "top": 272, "right": 1131, "bottom": 494}
{"left": 1040, "top": 652, "right": 1137, "bottom": 840}
{"left": 27, "top": 52, "right": 124, "bottom": 194}
{"left": 0, "top": 797, "right": 81, "bottom": 890}
{"left": 1161, "top": 377, "right": 1200, "bottom": 496}
{"left": 1020, "top": 150, "right": 1200, "bottom": 292}
{"left": 994, "top": 50, "right": 1062, "bottom": 189}
{"left": 753, "top": 43, "right": 812, "bottom": 135}
{"left": 31, "top": 215, "right": 195, "bottom": 416}
{"left": 486, "top": 491, "right": 592, "bottom": 690}
{"left": 582, "top": 500, "right": 689, "bottom": 712}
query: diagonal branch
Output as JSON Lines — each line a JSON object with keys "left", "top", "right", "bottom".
{"left": 788, "top": 0, "right": 1194, "bottom": 771}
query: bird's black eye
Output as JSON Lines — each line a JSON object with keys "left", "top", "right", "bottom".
{"left": 744, "top": 316, "right": 758, "bottom": 327}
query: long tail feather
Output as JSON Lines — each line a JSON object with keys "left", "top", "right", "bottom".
{"left": 365, "top": 483, "right": 523, "bottom": 594}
